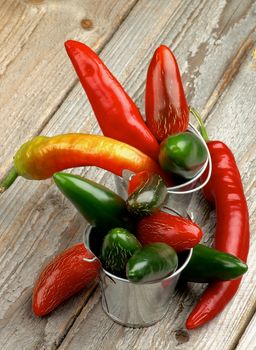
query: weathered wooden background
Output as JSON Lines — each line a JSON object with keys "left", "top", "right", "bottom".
{"left": 0, "top": 0, "right": 255, "bottom": 349}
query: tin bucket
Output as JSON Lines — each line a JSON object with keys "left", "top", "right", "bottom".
{"left": 114, "top": 122, "right": 212, "bottom": 200}
{"left": 84, "top": 222, "right": 192, "bottom": 328}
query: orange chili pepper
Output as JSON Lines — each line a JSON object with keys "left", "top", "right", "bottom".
{"left": 0, "top": 134, "right": 171, "bottom": 192}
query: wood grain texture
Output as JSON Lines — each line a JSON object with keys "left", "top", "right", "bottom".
{"left": 0, "top": 0, "right": 138, "bottom": 349}
{"left": 0, "top": 0, "right": 255, "bottom": 349}
{"left": 0, "top": 0, "right": 137, "bottom": 176}
{"left": 236, "top": 312, "right": 256, "bottom": 350}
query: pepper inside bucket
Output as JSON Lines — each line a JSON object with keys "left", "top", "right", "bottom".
{"left": 84, "top": 226, "right": 192, "bottom": 328}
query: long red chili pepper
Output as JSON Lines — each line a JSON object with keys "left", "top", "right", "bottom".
{"left": 145, "top": 45, "right": 189, "bottom": 141}
{"left": 65, "top": 40, "right": 160, "bottom": 160}
{"left": 186, "top": 108, "right": 249, "bottom": 329}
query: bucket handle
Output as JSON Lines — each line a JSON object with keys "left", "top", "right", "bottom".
{"left": 121, "top": 121, "right": 212, "bottom": 195}
{"left": 83, "top": 256, "right": 99, "bottom": 263}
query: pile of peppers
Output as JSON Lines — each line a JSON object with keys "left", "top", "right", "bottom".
{"left": 0, "top": 41, "right": 249, "bottom": 329}
{"left": 33, "top": 171, "right": 247, "bottom": 316}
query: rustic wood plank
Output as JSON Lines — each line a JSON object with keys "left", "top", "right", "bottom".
{"left": 0, "top": 0, "right": 138, "bottom": 348}
{"left": 235, "top": 311, "right": 256, "bottom": 350}
{"left": 0, "top": 0, "right": 255, "bottom": 349}
{"left": 0, "top": 0, "right": 137, "bottom": 176}
{"left": 201, "top": 34, "right": 254, "bottom": 119}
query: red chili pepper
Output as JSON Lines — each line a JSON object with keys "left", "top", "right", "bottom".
{"left": 127, "top": 171, "right": 151, "bottom": 196}
{"left": 145, "top": 45, "right": 189, "bottom": 142}
{"left": 32, "top": 243, "right": 100, "bottom": 316}
{"left": 137, "top": 211, "right": 203, "bottom": 253}
{"left": 186, "top": 108, "right": 249, "bottom": 329}
{"left": 65, "top": 40, "right": 160, "bottom": 160}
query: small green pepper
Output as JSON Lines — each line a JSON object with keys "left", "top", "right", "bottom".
{"left": 126, "top": 172, "right": 167, "bottom": 216}
{"left": 101, "top": 228, "right": 141, "bottom": 276}
{"left": 53, "top": 173, "right": 132, "bottom": 230}
{"left": 159, "top": 132, "right": 207, "bottom": 179}
{"left": 126, "top": 243, "right": 178, "bottom": 283}
{"left": 180, "top": 244, "right": 248, "bottom": 283}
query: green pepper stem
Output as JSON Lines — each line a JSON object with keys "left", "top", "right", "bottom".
{"left": 0, "top": 167, "right": 19, "bottom": 194}
{"left": 189, "top": 106, "right": 209, "bottom": 142}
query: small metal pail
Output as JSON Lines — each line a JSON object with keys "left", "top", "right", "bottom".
{"left": 84, "top": 225, "right": 192, "bottom": 328}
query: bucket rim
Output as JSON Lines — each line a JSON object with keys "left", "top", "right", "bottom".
{"left": 84, "top": 221, "right": 193, "bottom": 285}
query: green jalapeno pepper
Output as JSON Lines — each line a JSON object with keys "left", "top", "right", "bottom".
{"left": 53, "top": 173, "right": 132, "bottom": 230}
{"left": 126, "top": 243, "right": 178, "bottom": 283}
{"left": 159, "top": 132, "right": 207, "bottom": 179}
{"left": 181, "top": 244, "right": 248, "bottom": 283}
{"left": 101, "top": 228, "right": 141, "bottom": 276}
{"left": 126, "top": 171, "right": 167, "bottom": 216}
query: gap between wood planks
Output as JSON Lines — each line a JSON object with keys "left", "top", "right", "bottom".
{"left": 53, "top": 14, "right": 255, "bottom": 350}
{"left": 232, "top": 296, "right": 256, "bottom": 350}
{"left": 201, "top": 30, "right": 254, "bottom": 120}
{"left": 53, "top": 283, "right": 99, "bottom": 350}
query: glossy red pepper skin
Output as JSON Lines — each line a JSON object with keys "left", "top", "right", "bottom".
{"left": 32, "top": 244, "right": 101, "bottom": 316}
{"left": 127, "top": 171, "right": 150, "bottom": 196}
{"left": 137, "top": 211, "right": 203, "bottom": 253}
{"left": 145, "top": 45, "right": 189, "bottom": 142}
{"left": 65, "top": 40, "right": 159, "bottom": 160}
{"left": 202, "top": 142, "right": 249, "bottom": 258}
{"left": 186, "top": 141, "right": 249, "bottom": 329}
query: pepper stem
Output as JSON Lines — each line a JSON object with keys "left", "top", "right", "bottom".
{"left": 0, "top": 167, "right": 19, "bottom": 194}
{"left": 189, "top": 106, "right": 209, "bottom": 142}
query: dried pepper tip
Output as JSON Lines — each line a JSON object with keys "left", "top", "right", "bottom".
{"left": 189, "top": 106, "right": 209, "bottom": 142}
{"left": 0, "top": 167, "right": 19, "bottom": 194}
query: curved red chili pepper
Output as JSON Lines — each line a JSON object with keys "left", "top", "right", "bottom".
{"left": 65, "top": 40, "right": 160, "bottom": 160}
{"left": 186, "top": 109, "right": 249, "bottom": 329}
{"left": 186, "top": 278, "right": 242, "bottom": 329}
{"left": 145, "top": 45, "right": 189, "bottom": 141}
{"left": 201, "top": 142, "right": 249, "bottom": 259}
